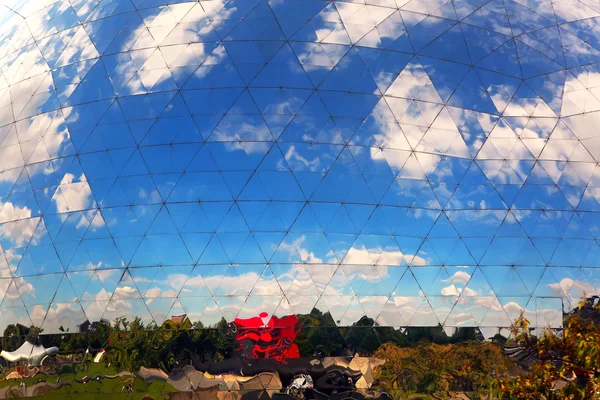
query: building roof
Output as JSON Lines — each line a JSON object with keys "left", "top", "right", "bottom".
{"left": 170, "top": 314, "right": 188, "bottom": 324}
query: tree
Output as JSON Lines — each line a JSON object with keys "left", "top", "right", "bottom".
{"left": 2, "top": 324, "right": 24, "bottom": 351}
{"left": 372, "top": 340, "right": 512, "bottom": 397}
{"left": 500, "top": 299, "right": 600, "bottom": 400}
{"left": 1, "top": 323, "right": 42, "bottom": 351}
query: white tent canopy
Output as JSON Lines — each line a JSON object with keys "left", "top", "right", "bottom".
{"left": 0, "top": 341, "right": 59, "bottom": 366}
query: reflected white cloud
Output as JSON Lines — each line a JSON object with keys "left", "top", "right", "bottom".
{"left": 51, "top": 172, "right": 100, "bottom": 231}
{"left": 0, "top": 0, "right": 597, "bottom": 338}
{"left": 342, "top": 245, "right": 426, "bottom": 266}
{"left": 548, "top": 277, "right": 599, "bottom": 299}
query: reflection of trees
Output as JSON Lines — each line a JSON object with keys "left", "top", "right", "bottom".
{"left": 500, "top": 298, "right": 600, "bottom": 400}
{"left": 373, "top": 341, "right": 511, "bottom": 396}
{"left": 0, "top": 308, "right": 503, "bottom": 375}
{"left": 2, "top": 324, "right": 25, "bottom": 352}
{"left": 1, "top": 324, "right": 44, "bottom": 351}
{"left": 295, "top": 308, "right": 344, "bottom": 357}
{"left": 103, "top": 316, "right": 239, "bottom": 372}
{"left": 294, "top": 309, "right": 484, "bottom": 358}
{"left": 405, "top": 325, "right": 481, "bottom": 344}
{"left": 7, "top": 305, "right": 594, "bottom": 399}
{"left": 0, "top": 305, "right": 593, "bottom": 399}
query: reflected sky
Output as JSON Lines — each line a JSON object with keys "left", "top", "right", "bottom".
{"left": 0, "top": 0, "right": 598, "bottom": 337}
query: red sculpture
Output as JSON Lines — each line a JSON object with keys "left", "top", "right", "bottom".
{"left": 232, "top": 312, "right": 300, "bottom": 361}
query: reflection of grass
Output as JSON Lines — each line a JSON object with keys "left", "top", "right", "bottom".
{"left": 0, "top": 363, "right": 176, "bottom": 398}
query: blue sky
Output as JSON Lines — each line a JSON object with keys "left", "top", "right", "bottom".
{"left": 0, "top": 0, "right": 598, "bottom": 337}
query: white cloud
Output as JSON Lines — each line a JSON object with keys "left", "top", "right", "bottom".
{"left": 282, "top": 145, "right": 324, "bottom": 172}
{"left": 0, "top": 204, "right": 37, "bottom": 248}
{"left": 50, "top": 173, "right": 105, "bottom": 232}
{"left": 341, "top": 245, "right": 426, "bottom": 266}
{"left": 548, "top": 277, "right": 599, "bottom": 299}
{"left": 0, "top": 201, "right": 31, "bottom": 224}
{"left": 443, "top": 270, "right": 471, "bottom": 286}
{"left": 210, "top": 122, "right": 273, "bottom": 154}
{"left": 54, "top": 173, "right": 93, "bottom": 213}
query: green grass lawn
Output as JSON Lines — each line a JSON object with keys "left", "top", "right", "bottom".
{"left": 0, "top": 362, "right": 177, "bottom": 398}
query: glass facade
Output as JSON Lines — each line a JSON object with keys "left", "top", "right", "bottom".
{"left": 0, "top": 0, "right": 598, "bottom": 398}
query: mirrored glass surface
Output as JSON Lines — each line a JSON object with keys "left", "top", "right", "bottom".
{"left": 0, "top": 0, "right": 597, "bottom": 397}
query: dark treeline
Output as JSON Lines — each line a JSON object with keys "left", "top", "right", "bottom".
{"left": 0, "top": 307, "right": 498, "bottom": 373}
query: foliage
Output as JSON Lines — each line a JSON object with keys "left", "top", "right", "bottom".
{"left": 103, "top": 316, "right": 237, "bottom": 372}
{"left": 0, "top": 308, "right": 516, "bottom": 388}
{"left": 499, "top": 299, "right": 600, "bottom": 400}
{"left": 372, "top": 340, "right": 512, "bottom": 397}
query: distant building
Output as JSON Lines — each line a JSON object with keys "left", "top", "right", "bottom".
{"left": 78, "top": 319, "right": 110, "bottom": 333}
{"left": 170, "top": 315, "right": 188, "bottom": 324}
{"left": 77, "top": 321, "right": 91, "bottom": 334}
